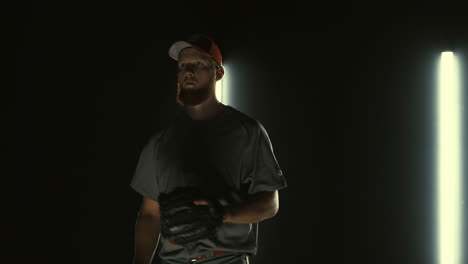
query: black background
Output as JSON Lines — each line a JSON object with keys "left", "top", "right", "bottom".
{"left": 13, "top": 3, "right": 468, "bottom": 264}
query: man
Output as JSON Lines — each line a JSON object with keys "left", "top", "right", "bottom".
{"left": 130, "top": 34, "right": 287, "bottom": 264}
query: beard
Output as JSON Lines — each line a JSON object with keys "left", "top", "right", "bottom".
{"left": 176, "top": 76, "right": 215, "bottom": 106}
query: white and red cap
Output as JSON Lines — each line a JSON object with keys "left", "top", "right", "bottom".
{"left": 168, "top": 34, "right": 223, "bottom": 67}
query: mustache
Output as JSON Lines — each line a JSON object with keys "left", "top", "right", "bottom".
{"left": 184, "top": 78, "right": 197, "bottom": 83}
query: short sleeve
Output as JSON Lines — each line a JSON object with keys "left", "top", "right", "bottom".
{"left": 129, "top": 132, "right": 163, "bottom": 202}
{"left": 241, "top": 121, "right": 287, "bottom": 194}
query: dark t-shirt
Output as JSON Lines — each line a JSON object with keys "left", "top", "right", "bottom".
{"left": 130, "top": 103, "right": 287, "bottom": 261}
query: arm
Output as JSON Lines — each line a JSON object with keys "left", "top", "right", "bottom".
{"left": 224, "top": 190, "right": 279, "bottom": 223}
{"left": 194, "top": 190, "right": 279, "bottom": 224}
{"left": 132, "top": 197, "right": 161, "bottom": 264}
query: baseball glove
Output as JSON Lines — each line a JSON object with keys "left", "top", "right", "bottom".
{"left": 158, "top": 187, "right": 224, "bottom": 246}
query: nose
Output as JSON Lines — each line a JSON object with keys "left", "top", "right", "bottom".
{"left": 184, "top": 72, "right": 195, "bottom": 81}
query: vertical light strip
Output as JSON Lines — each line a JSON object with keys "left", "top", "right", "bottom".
{"left": 437, "top": 51, "right": 463, "bottom": 264}
{"left": 216, "top": 64, "right": 230, "bottom": 105}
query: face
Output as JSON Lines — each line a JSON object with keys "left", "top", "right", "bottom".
{"left": 176, "top": 48, "right": 217, "bottom": 106}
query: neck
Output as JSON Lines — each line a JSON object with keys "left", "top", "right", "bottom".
{"left": 184, "top": 96, "right": 222, "bottom": 121}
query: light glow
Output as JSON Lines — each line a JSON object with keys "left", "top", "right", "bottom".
{"left": 437, "top": 51, "right": 464, "bottom": 264}
{"left": 216, "top": 65, "right": 230, "bottom": 105}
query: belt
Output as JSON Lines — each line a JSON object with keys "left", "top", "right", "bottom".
{"left": 190, "top": 250, "right": 233, "bottom": 262}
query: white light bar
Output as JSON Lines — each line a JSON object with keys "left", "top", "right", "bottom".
{"left": 216, "top": 65, "right": 230, "bottom": 105}
{"left": 437, "top": 51, "right": 464, "bottom": 264}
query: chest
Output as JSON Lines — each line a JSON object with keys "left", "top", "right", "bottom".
{"left": 156, "top": 127, "right": 248, "bottom": 194}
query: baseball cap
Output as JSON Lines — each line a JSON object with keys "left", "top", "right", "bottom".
{"left": 168, "top": 34, "right": 223, "bottom": 67}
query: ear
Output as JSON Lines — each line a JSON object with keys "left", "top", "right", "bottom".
{"left": 215, "top": 66, "right": 225, "bottom": 81}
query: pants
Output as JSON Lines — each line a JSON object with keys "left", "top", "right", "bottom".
{"left": 157, "top": 253, "right": 250, "bottom": 264}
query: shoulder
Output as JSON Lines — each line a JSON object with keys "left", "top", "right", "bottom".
{"left": 225, "top": 107, "right": 276, "bottom": 149}
{"left": 224, "top": 105, "right": 264, "bottom": 135}
{"left": 144, "top": 127, "right": 169, "bottom": 150}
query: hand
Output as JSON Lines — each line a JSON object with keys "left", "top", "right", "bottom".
{"left": 193, "top": 199, "right": 225, "bottom": 221}
{"left": 158, "top": 187, "right": 225, "bottom": 245}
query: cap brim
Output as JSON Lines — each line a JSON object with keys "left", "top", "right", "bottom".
{"left": 168, "top": 41, "right": 193, "bottom": 61}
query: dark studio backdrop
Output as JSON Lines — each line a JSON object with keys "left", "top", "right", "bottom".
{"left": 14, "top": 4, "right": 468, "bottom": 264}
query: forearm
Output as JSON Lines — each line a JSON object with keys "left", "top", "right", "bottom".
{"left": 223, "top": 191, "right": 278, "bottom": 224}
{"left": 133, "top": 214, "right": 161, "bottom": 264}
